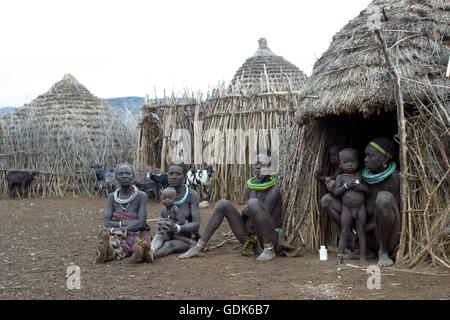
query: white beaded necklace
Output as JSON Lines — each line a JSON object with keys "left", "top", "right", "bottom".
{"left": 113, "top": 186, "right": 139, "bottom": 211}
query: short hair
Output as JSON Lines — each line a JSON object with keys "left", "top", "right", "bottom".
{"left": 161, "top": 187, "right": 177, "bottom": 196}
{"left": 167, "top": 162, "right": 188, "bottom": 175}
{"left": 339, "top": 147, "right": 359, "bottom": 159}
{"left": 115, "top": 163, "right": 135, "bottom": 176}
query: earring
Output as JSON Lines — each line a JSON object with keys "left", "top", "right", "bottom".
{"left": 383, "top": 162, "right": 387, "bottom": 169}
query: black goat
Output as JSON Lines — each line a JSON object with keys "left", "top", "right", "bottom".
{"left": 134, "top": 181, "right": 160, "bottom": 201}
{"left": 148, "top": 172, "right": 169, "bottom": 188}
{"left": 5, "top": 170, "right": 39, "bottom": 199}
{"left": 90, "top": 164, "right": 116, "bottom": 198}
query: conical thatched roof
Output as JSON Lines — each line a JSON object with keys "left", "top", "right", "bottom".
{"left": 7, "top": 73, "right": 116, "bottom": 136}
{"left": 296, "top": 0, "right": 449, "bottom": 124}
{"left": 231, "top": 38, "right": 307, "bottom": 90}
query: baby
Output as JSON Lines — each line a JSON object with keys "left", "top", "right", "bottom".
{"left": 151, "top": 187, "right": 195, "bottom": 253}
{"left": 332, "top": 148, "right": 368, "bottom": 265}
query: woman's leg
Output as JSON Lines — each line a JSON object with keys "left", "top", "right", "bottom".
{"left": 179, "top": 200, "right": 246, "bottom": 259}
{"left": 321, "top": 193, "right": 342, "bottom": 227}
{"left": 247, "top": 199, "right": 278, "bottom": 261}
{"left": 374, "top": 191, "right": 401, "bottom": 267}
{"left": 154, "top": 240, "right": 190, "bottom": 259}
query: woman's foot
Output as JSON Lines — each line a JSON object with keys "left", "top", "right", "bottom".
{"left": 178, "top": 244, "right": 204, "bottom": 259}
{"left": 129, "top": 240, "right": 144, "bottom": 263}
{"left": 96, "top": 243, "right": 107, "bottom": 264}
{"left": 377, "top": 250, "right": 394, "bottom": 267}
{"left": 142, "top": 239, "right": 153, "bottom": 263}
{"left": 98, "top": 228, "right": 114, "bottom": 257}
{"left": 256, "top": 247, "right": 276, "bottom": 262}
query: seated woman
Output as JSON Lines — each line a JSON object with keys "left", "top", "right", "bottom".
{"left": 96, "top": 163, "right": 153, "bottom": 264}
{"left": 321, "top": 137, "right": 400, "bottom": 267}
{"left": 179, "top": 150, "right": 296, "bottom": 262}
{"left": 152, "top": 163, "right": 201, "bottom": 259}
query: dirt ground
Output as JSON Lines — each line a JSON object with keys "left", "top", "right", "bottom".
{"left": 0, "top": 196, "right": 448, "bottom": 300}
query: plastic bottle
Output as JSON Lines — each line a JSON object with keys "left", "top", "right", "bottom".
{"left": 319, "top": 245, "right": 328, "bottom": 261}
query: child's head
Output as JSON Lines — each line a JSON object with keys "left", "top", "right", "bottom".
{"left": 339, "top": 148, "right": 359, "bottom": 174}
{"left": 161, "top": 187, "right": 177, "bottom": 206}
{"left": 329, "top": 144, "right": 345, "bottom": 166}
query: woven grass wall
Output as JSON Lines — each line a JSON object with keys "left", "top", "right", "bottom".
{"left": 0, "top": 106, "right": 138, "bottom": 198}
{"left": 137, "top": 92, "right": 203, "bottom": 172}
{"left": 203, "top": 80, "right": 303, "bottom": 202}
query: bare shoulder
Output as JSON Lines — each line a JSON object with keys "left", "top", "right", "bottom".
{"left": 137, "top": 191, "right": 148, "bottom": 200}
{"left": 107, "top": 193, "right": 115, "bottom": 202}
{"left": 270, "top": 185, "right": 282, "bottom": 198}
{"left": 188, "top": 188, "right": 200, "bottom": 201}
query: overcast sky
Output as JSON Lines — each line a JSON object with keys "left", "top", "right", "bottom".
{"left": 0, "top": 0, "right": 372, "bottom": 107}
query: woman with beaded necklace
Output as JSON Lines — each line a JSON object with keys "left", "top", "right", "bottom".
{"left": 179, "top": 149, "right": 297, "bottom": 262}
{"left": 151, "top": 163, "right": 201, "bottom": 259}
{"left": 321, "top": 137, "right": 400, "bottom": 267}
{"left": 96, "top": 163, "right": 152, "bottom": 264}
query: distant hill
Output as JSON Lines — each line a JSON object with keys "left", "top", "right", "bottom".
{"left": 0, "top": 107, "right": 17, "bottom": 117}
{"left": 103, "top": 97, "right": 145, "bottom": 116}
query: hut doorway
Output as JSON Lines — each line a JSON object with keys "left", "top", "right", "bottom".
{"left": 318, "top": 111, "right": 399, "bottom": 168}
{"left": 314, "top": 111, "right": 399, "bottom": 247}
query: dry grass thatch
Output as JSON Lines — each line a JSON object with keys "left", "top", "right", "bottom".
{"left": 231, "top": 38, "right": 307, "bottom": 91}
{"left": 296, "top": 0, "right": 449, "bottom": 123}
{"left": 0, "top": 74, "right": 138, "bottom": 197}
{"left": 281, "top": 0, "right": 449, "bottom": 268}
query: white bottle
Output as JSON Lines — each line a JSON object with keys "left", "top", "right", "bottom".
{"left": 319, "top": 245, "right": 328, "bottom": 261}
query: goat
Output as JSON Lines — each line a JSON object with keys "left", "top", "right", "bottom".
{"left": 5, "top": 170, "right": 39, "bottom": 199}
{"left": 186, "top": 165, "right": 214, "bottom": 201}
{"left": 134, "top": 181, "right": 160, "bottom": 201}
{"left": 91, "top": 164, "right": 117, "bottom": 198}
{"left": 148, "top": 172, "right": 169, "bottom": 189}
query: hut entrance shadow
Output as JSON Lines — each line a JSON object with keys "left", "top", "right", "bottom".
{"left": 314, "top": 111, "right": 399, "bottom": 248}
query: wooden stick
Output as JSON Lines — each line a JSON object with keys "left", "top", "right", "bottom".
{"left": 374, "top": 29, "right": 409, "bottom": 264}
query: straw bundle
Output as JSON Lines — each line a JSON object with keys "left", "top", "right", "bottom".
{"left": 281, "top": 0, "right": 449, "bottom": 268}
{"left": 0, "top": 74, "right": 138, "bottom": 198}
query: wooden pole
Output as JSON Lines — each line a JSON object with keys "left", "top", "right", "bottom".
{"left": 375, "top": 29, "right": 409, "bottom": 264}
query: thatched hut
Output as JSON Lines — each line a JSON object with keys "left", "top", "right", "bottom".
{"left": 137, "top": 92, "right": 203, "bottom": 172}
{"left": 0, "top": 74, "right": 137, "bottom": 197}
{"left": 281, "top": 0, "right": 449, "bottom": 268}
{"left": 203, "top": 38, "right": 307, "bottom": 202}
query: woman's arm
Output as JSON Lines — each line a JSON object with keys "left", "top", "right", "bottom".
{"left": 122, "top": 193, "right": 148, "bottom": 232}
{"left": 103, "top": 195, "right": 121, "bottom": 228}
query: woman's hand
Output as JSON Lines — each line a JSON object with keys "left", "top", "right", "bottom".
{"left": 325, "top": 178, "right": 335, "bottom": 191}
{"left": 242, "top": 206, "right": 251, "bottom": 216}
{"left": 352, "top": 181, "right": 368, "bottom": 193}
